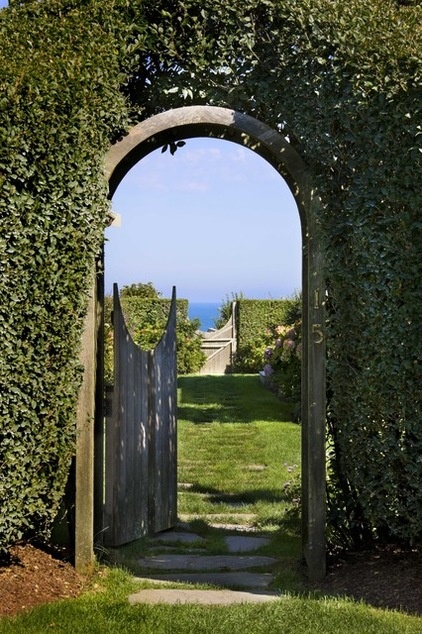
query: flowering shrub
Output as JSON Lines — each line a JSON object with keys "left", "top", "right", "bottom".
{"left": 261, "top": 320, "right": 302, "bottom": 411}
{"left": 232, "top": 296, "right": 301, "bottom": 372}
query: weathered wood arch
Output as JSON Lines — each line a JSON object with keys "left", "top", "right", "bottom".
{"left": 95, "top": 106, "right": 326, "bottom": 581}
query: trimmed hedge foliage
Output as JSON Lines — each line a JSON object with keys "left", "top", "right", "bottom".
{"left": 0, "top": 0, "right": 132, "bottom": 551}
{"left": 113, "top": 296, "right": 206, "bottom": 375}
{"left": 234, "top": 299, "right": 300, "bottom": 372}
{"left": 0, "top": 0, "right": 420, "bottom": 553}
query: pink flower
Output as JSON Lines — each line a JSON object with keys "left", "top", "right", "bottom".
{"left": 283, "top": 339, "right": 296, "bottom": 351}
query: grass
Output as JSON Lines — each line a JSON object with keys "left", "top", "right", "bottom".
{"left": 177, "top": 375, "right": 301, "bottom": 527}
{"left": 1, "top": 375, "right": 420, "bottom": 633}
{"left": 0, "top": 567, "right": 420, "bottom": 634}
{"left": 176, "top": 374, "right": 302, "bottom": 590}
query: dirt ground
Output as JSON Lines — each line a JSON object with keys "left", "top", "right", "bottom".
{"left": 0, "top": 542, "right": 420, "bottom": 618}
{"left": 315, "top": 545, "right": 421, "bottom": 616}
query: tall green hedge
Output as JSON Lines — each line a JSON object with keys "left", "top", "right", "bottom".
{"left": 119, "top": 297, "right": 206, "bottom": 374}
{"left": 0, "top": 0, "right": 420, "bottom": 553}
{"left": 121, "top": 298, "right": 189, "bottom": 334}
{"left": 234, "top": 299, "right": 300, "bottom": 372}
{"left": 0, "top": 0, "right": 130, "bottom": 551}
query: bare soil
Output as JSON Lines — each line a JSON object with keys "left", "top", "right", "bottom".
{"left": 0, "top": 542, "right": 420, "bottom": 618}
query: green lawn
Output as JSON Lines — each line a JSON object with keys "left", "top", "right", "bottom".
{"left": 177, "top": 374, "right": 301, "bottom": 531}
{"left": 1, "top": 375, "right": 420, "bottom": 634}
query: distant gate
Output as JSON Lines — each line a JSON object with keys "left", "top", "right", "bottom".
{"left": 103, "top": 284, "right": 177, "bottom": 547}
{"left": 198, "top": 303, "right": 237, "bottom": 375}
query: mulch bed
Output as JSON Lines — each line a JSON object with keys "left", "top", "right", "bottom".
{"left": 312, "top": 545, "right": 421, "bottom": 616}
{"left": 0, "top": 544, "right": 86, "bottom": 618}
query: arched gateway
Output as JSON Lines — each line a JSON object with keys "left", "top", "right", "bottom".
{"left": 76, "top": 106, "right": 326, "bottom": 582}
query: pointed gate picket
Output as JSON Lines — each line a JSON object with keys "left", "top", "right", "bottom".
{"left": 104, "top": 284, "right": 177, "bottom": 547}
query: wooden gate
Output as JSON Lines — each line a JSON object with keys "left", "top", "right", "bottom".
{"left": 103, "top": 284, "right": 177, "bottom": 547}
{"left": 198, "top": 303, "right": 237, "bottom": 375}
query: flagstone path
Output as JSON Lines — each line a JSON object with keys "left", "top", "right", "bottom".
{"left": 126, "top": 518, "right": 285, "bottom": 606}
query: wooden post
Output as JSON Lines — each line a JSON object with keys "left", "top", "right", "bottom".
{"left": 94, "top": 248, "right": 105, "bottom": 550}
{"left": 74, "top": 271, "right": 97, "bottom": 573}
{"left": 301, "top": 193, "right": 326, "bottom": 582}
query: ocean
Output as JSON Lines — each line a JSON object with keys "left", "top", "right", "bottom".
{"left": 188, "top": 302, "right": 220, "bottom": 331}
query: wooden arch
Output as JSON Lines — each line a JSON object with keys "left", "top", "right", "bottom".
{"left": 77, "top": 106, "right": 326, "bottom": 581}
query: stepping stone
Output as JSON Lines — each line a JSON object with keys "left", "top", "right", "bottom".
{"left": 179, "top": 513, "right": 257, "bottom": 523}
{"left": 210, "top": 524, "right": 260, "bottom": 533}
{"left": 137, "top": 571, "right": 274, "bottom": 589}
{"left": 147, "top": 547, "right": 209, "bottom": 554}
{"left": 224, "top": 536, "right": 270, "bottom": 553}
{"left": 149, "top": 531, "right": 205, "bottom": 545}
{"left": 137, "top": 554, "right": 276, "bottom": 571}
{"left": 129, "top": 588, "right": 280, "bottom": 605}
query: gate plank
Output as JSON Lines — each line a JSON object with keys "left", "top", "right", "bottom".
{"left": 104, "top": 284, "right": 177, "bottom": 546}
{"left": 104, "top": 285, "right": 149, "bottom": 546}
{"left": 148, "top": 287, "right": 178, "bottom": 534}
{"left": 198, "top": 303, "right": 236, "bottom": 375}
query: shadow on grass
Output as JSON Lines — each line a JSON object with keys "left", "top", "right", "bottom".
{"left": 184, "top": 483, "right": 298, "bottom": 506}
{"left": 178, "top": 375, "right": 296, "bottom": 423}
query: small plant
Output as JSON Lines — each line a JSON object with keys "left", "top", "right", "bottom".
{"left": 262, "top": 321, "right": 302, "bottom": 402}
{"left": 214, "top": 291, "right": 245, "bottom": 330}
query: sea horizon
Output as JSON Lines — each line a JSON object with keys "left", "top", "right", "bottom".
{"left": 188, "top": 301, "right": 221, "bottom": 331}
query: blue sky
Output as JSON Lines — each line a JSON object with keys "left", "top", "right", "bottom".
{"left": 106, "top": 138, "right": 301, "bottom": 303}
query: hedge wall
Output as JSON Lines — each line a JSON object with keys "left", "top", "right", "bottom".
{"left": 0, "top": 1, "right": 132, "bottom": 552}
{"left": 1, "top": 0, "right": 420, "bottom": 553}
{"left": 118, "top": 297, "right": 206, "bottom": 374}
{"left": 234, "top": 299, "right": 300, "bottom": 372}
{"left": 121, "top": 298, "right": 189, "bottom": 334}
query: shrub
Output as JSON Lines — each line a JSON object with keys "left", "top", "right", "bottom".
{"left": 104, "top": 291, "right": 206, "bottom": 378}
{"left": 132, "top": 313, "right": 206, "bottom": 375}
{"left": 262, "top": 321, "right": 302, "bottom": 405}
{"left": 230, "top": 295, "right": 302, "bottom": 373}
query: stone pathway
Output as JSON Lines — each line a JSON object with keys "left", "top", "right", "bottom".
{"left": 127, "top": 521, "right": 284, "bottom": 606}
{"left": 129, "top": 588, "right": 280, "bottom": 605}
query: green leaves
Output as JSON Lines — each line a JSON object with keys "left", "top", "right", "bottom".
{"left": 161, "top": 140, "right": 186, "bottom": 155}
{"left": 120, "top": 296, "right": 206, "bottom": 374}
{"left": 0, "top": 0, "right": 127, "bottom": 552}
{"left": 0, "top": 0, "right": 420, "bottom": 554}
